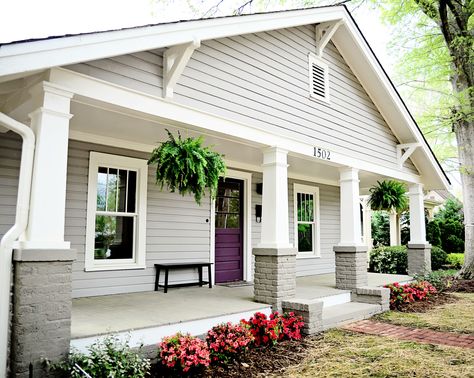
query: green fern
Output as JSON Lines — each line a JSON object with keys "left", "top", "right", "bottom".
{"left": 368, "top": 180, "right": 408, "bottom": 213}
{"left": 148, "top": 130, "right": 226, "bottom": 205}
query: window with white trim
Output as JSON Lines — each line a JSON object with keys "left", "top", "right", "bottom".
{"left": 85, "top": 152, "right": 147, "bottom": 271}
{"left": 294, "top": 184, "right": 320, "bottom": 256}
{"left": 308, "top": 53, "right": 330, "bottom": 102}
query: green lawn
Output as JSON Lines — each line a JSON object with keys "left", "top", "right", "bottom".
{"left": 376, "top": 293, "right": 474, "bottom": 334}
{"left": 275, "top": 329, "right": 474, "bottom": 378}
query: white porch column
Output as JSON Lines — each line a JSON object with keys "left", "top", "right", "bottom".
{"left": 389, "top": 211, "right": 400, "bottom": 246}
{"left": 19, "top": 83, "right": 73, "bottom": 249}
{"left": 334, "top": 167, "right": 368, "bottom": 289}
{"left": 360, "top": 196, "right": 373, "bottom": 251}
{"left": 407, "top": 183, "right": 431, "bottom": 274}
{"left": 258, "top": 147, "right": 292, "bottom": 248}
{"left": 253, "top": 147, "right": 296, "bottom": 311}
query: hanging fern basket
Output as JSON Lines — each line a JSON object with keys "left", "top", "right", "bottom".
{"left": 368, "top": 180, "right": 408, "bottom": 214}
{"left": 148, "top": 130, "right": 226, "bottom": 205}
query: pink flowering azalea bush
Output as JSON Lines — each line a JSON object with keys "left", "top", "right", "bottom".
{"left": 270, "top": 312, "right": 305, "bottom": 341}
{"left": 206, "top": 322, "right": 254, "bottom": 365}
{"left": 159, "top": 333, "right": 210, "bottom": 374}
{"left": 385, "top": 281, "right": 437, "bottom": 310}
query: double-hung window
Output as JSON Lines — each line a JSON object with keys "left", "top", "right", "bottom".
{"left": 293, "top": 183, "right": 320, "bottom": 256}
{"left": 85, "top": 152, "right": 147, "bottom": 271}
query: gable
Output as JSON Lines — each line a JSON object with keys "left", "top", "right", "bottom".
{"left": 65, "top": 25, "right": 417, "bottom": 175}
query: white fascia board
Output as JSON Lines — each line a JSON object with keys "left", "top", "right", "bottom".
{"left": 51, "top": 67, "right": 421, "bottom": 185}
{"left": 0, "top": 7, "right": 346, "bottom": 77}
{"left": 332, "top": 20, "right": 450, "bottom": 190}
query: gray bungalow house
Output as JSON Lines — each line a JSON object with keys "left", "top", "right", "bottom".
{"left": 0, "top": 5, "right": 449, "bottom": 377}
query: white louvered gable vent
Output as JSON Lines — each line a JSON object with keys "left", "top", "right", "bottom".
{"left": 308, "top": 53, "right": 329, "bottom": 102}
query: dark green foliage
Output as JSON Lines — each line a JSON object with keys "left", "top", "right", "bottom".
{"left": 371, "top": 211, "right": 390, "bottom": 247}
{"left": 369, "top": 246, "right": 408, "bottom": 274}
{"left": 368, "top": 180, "right": 408, "bottom": 213}
{"left": 400, "top": 212, "right": 410, "bottom": 246}
{"left": 427, "top": 198, "right": 465, "bottom": 253}
{"left": 148, "top": 130, "right": 226, "bottom": 205}
{"left": 46, "top": 336, "right": 151, "bottom": 377}
{"left": 430, "top": 246, "right": 448, "bottom": 270}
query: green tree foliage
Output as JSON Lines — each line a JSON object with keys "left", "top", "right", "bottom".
{"left": 371, "top": 211, "right": 390, "bottom": 247}
{"left": 427, "top": 198, "right": 465, "bottom": 253}
{"left": 148, "top": 130, "right": 226, "bottom": 205}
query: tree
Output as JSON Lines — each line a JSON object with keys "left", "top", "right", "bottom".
{"left": 370, "top": 1, "right": 473, "bottom": 278}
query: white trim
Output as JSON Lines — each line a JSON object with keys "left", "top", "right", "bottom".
{"left": 85, "top": 152, "right": 148, "bottom": 271}
{"left": 315, "top": 20, "right": 344, "bottom": 57}
{"left": 0, "top": 7, "right": 347, "bottom": 77}
{"left": 70, "top": 306, "right": 272, "bottom": 354}
{"left": 293, "top": 183, "right": 321, "bottom": 258}
{"left": 308, "top": 53, "right": 330, "bottom": 103}
{"left": 397, "top": 143, "right": 421, "bottom": 168}
{"left": 52, "top": 68, "right": 423, "bottom": 185}
{"left": 211, "top": 169, "right": 253, "bottom": 283}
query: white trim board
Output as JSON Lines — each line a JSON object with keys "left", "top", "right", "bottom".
{"left": 70, "top": 306, "right": 272, "bottom": 354}
{"left": 51, "top": 68, "right": 423, "bottom": 185}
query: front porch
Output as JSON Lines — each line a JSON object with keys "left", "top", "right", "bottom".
{"left": 71, "top": 272, "right": 410, "bottom": 352}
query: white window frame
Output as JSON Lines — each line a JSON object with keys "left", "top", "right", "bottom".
{"left": 308, "top": 53, "right": 330, "bottom": 103}
{"left": 293, "top": 183, "right": 321, "bottom": 258}
{"left": 85, "top": 152, "right": 148, "bottom": 271}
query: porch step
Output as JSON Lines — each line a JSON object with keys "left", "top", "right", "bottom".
{"left": 322, "top": 302, "right": 382, "bottom": 330}
{"left": 318, "top": 292, "right": 351, "bottom": 308}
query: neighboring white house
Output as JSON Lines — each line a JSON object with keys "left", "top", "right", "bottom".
{"left": 0, "top": 5, "right": 450, "bottom": 377}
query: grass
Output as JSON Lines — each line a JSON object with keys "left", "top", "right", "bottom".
{"left": 375, "top": 293, "right": 474, "bottom": 334}
{"left": 274, "top": 329, "right": 474, "bottom": 378}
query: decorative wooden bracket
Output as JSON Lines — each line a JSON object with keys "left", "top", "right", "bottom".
{"left": 315, "top": 20, "right": 343, "bottom": 57}
{"left": 397, "top": 143, "right": 421, "bottom": 168}
{"left": 163, "top": 38, "right": 201, "bottom": 99}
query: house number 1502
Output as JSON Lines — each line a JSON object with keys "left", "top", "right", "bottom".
{"left": 314, "top": 147, "right": 331, "bottom": 161}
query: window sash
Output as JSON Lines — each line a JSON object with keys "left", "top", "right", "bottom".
{"left": 294, "top": 184, "right": 320, "bottom": 256}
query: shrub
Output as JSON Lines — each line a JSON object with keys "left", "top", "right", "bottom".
{"left": 270, "top": 312, "right": 305, "bottom": 341}
{"left": 369, "top": 246, "right": 408, "bottom": 274}
{"left": 385, "top": 281, "right": 437, "bottom": 310}
{"left": 241, "top": 312, "right": 281, "bottom": 346}
{"left": 159, "top": 333, "right": 210, "bottom": 374}
{"left": 413, "top": 270, "right": 456, "bottom": 292}
{"left": 430, "top": 246, "right": 448, "bottom": 270}
{"left": 447, "top": 253, "right": 464, "bottom": 269}
{"left": 206, "top": 322, "right": 253, "bottom": 365}
{"left": 46, "top": 335, "right": 151, "bottom": 378}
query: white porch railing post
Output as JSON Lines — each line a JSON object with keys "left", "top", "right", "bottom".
{"left": 253, "top": 146, "right": 296, "bottom": 311}
{"left": 407, "top": 183, "right": 431, "bottom": 274}
{"left": 19, "top": 83, "right": 73, "bottom": 250}
{"left": 334, "top": 167, "right": 368, "bottom": 289}
{"left": 389, "top": 211, "right": 399, "bottom": 246}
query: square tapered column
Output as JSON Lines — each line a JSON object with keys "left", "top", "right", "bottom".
{"left": 253, "top": 147, "right": 296, "bottom": 311}
{"left": 407, "top": 183, "right": 431, "bottom": 275}
{"left": 334, "top": 167, "right": 368, "bottom": 289}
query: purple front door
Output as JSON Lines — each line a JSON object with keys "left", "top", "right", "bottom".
{"left": 215, "top": 179, "right": 243, "bottom": 283}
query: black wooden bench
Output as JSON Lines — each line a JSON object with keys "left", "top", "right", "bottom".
{"left": 154, "top": 262, "right": 213, "bottom": 293}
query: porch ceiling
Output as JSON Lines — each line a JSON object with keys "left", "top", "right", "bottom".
{"left": 69, "top": 100, "right": 391, "bottom": 188}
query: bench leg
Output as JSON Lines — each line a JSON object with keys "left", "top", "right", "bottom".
{"left": 208, "top": 265, "right": 212, "bottom": 289}
{"left": 155, "top": 268, "right": 160, "bottom": 292}
{"left": 164, "top": 268, "right": 169, "bottom": 294}
{"left": 198, "top": 266, "right": 203, "bottom": 287}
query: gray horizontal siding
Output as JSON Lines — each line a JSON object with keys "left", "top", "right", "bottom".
{"left": 66, "top": 25, "right": 417, "bottom": 174}
{"left": 250, "top": 172, "right": 339, "bottom": 277}
{"left": 66, "top": 140, "right": 211, "bottom": 298}
{"left": 0, "top": 132, "right": 20, "bottom": 241}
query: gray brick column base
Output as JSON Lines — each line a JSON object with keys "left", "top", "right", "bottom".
{"left": 334, "top": 245, "right": 368, "bottom": 290}
{"left": 407, "top": 243, "right": 432, "bottom": 276}
{"left": 10, "top": 249, "right": 75, "bottom": 378}
{"left": 352, "top": 286, "right": 390, "bottom": 312}
{"left": 282, "top": 299, "right": 323, "bottom": 336}
{"left": 253, "top": 248, "right": 297, "bottom": 312}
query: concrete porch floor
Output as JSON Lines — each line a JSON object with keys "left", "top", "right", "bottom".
{"left": 71, "top": 272, "right": 411, "bottom": 339}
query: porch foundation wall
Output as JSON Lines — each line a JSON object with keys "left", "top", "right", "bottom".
{"left": 10, "top": 249, "right": 75, "bottom": 378}
{"left": 407, "top": 243, "right": 432, "bottom": 275}
{"left": 334, "top": 246, "right": 368, "bottom": 290}
{"left": 253, "top": 248, "right": 297, "bottom": 311}
{"left": 352, "top": 286, "right": 390, "bottom": 312}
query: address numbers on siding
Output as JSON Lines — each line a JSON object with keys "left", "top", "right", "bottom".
{"left": 313, "top": 147, "right": 331, "bottom": 161}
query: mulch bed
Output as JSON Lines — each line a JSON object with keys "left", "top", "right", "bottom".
{"left": 446, "top": 279, "right": 474, "bottom": 293}
{"left": 152, "top": 337, "right": 316, "bottom": 377}
{"left": 396, "top": 292, "right": 458, "bottom": 313}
